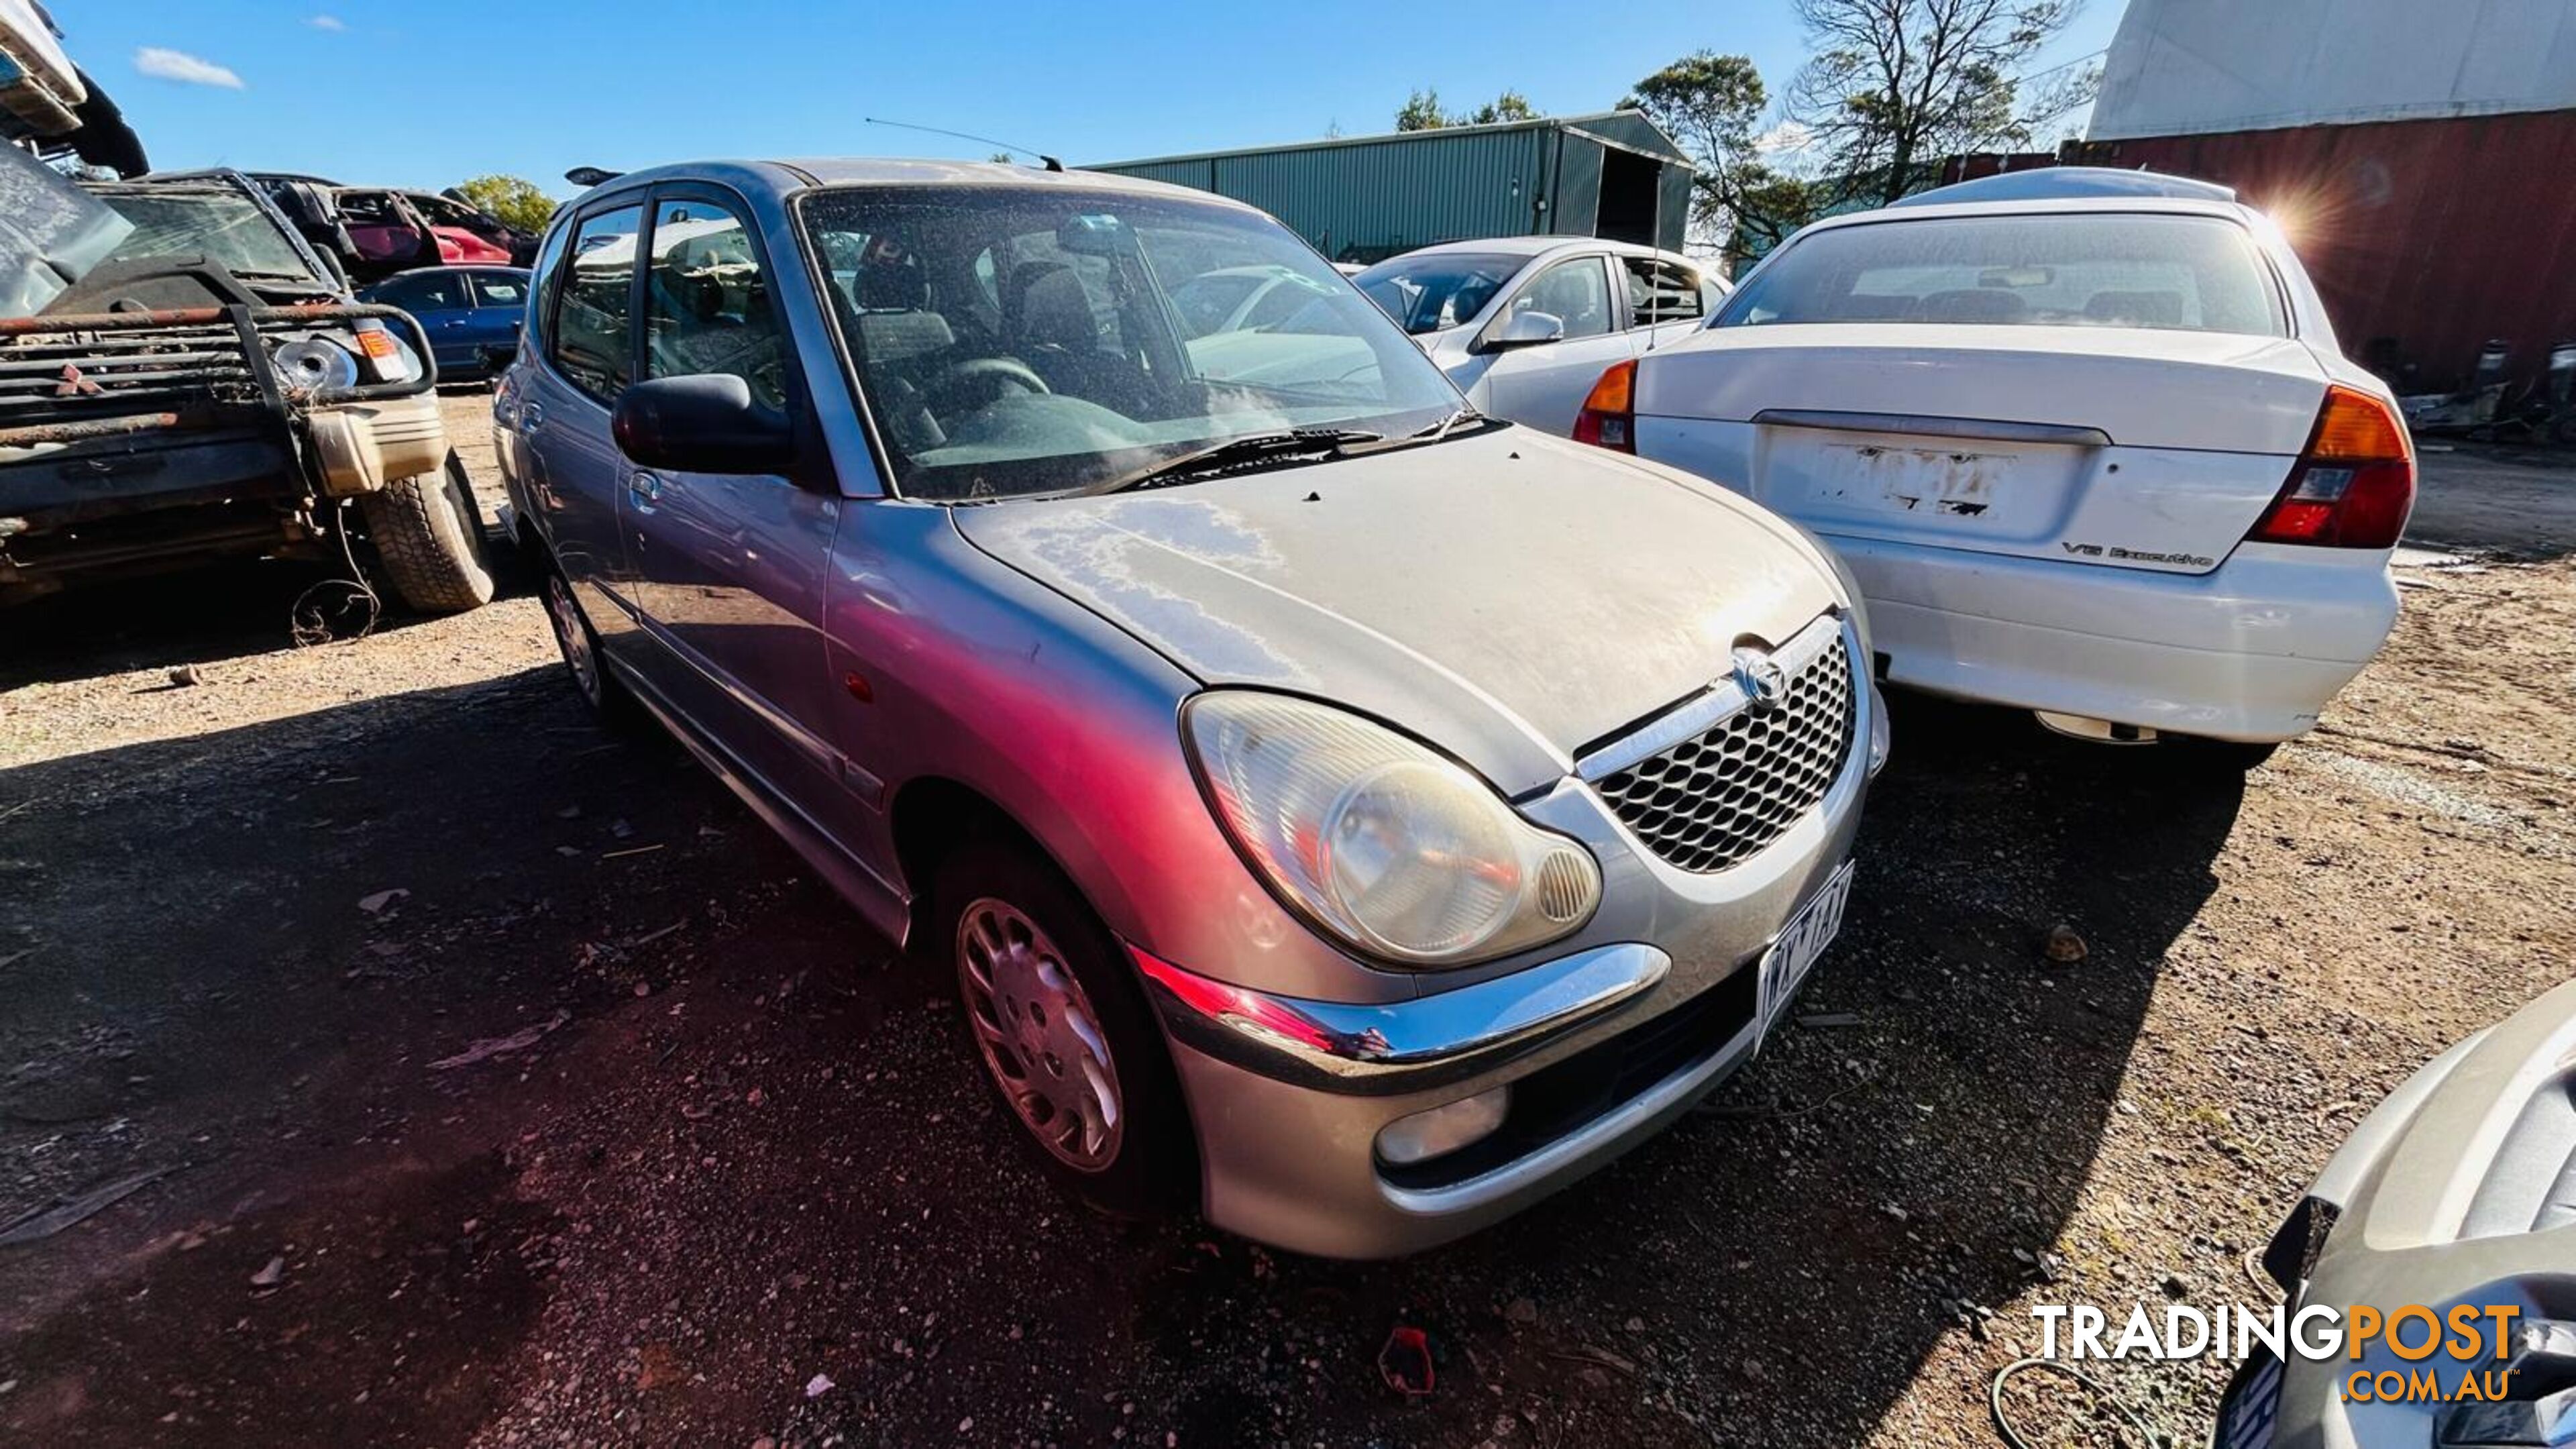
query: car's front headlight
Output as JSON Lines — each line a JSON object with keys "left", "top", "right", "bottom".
{"left": 1183, "top": 692, "right": 1601, "bottom": 967}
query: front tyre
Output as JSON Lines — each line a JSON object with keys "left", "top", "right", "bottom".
{"left": 360, "top": 451, "right": 496, "bottom": 613}
{"left": 939, "top": 838, "right": 1193, "bottom": 1218}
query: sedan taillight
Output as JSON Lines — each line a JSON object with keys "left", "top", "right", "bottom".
{"left": 2246, "top": 384, "right": 2414, "bottom": 549}
{"left": 1572, "top": 360, "right": 1637, "bottom": 453}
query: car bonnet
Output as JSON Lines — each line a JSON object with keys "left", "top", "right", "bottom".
{"left": 949, "top": 426, "right": 1843, "bottom": 796}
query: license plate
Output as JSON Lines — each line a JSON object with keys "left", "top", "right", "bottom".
{"left": 1823, "top": 443, "right": 2013, "bottom": 521}
{"left": 2212, "top": 1342, "right": 2284, "bottom": 1449}
{"left": 1760, "top": 861, "right": 1852, "bottom": 1028}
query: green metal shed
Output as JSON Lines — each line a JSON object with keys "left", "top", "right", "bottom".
{"left": 1091, "top": 111, "right": 1696, "bottom": 264}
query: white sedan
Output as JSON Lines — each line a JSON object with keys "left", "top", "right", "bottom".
{"left": 1354, "top": 237, "right": 1727, "bottom": 437}
{"left": 1573, "top": 170, "right": 2412, "bottom": 767}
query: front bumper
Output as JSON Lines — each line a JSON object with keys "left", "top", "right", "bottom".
{"left": 1835, "top": 535, "right": 2400, "bottom": 743}
{"left": 2240, "top": 977, "right": 2576, "bottom": 1448}
{"left": 1139, "top": 663, "right": 1882, "bottom": 1259}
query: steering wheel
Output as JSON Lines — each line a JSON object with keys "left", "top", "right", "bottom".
{"left": 928, "top": 356, "right": 1051, "bottom": 415}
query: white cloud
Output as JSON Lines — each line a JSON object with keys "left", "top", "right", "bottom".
{"left": 133, "top": 46, "right": 245, "bottom": 89}
{"left": 309, "top": 14, "right": 347, "bottom": 30}
{"left": 1754, "top": 119, "right": 1815, "bottom": 157}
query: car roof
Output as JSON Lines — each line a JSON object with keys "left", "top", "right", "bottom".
{"left": 1368, "top": 235, "right": 1694, "bottom": 266}
{"left": 1799, "top": 192, "right": 2260, "bottom": 235}
{"left": 370, "top": 260, "right": 531, "bottom": 274}
{"left": 1892, "top": 166, "right": 2236, "bottom": 208}
{"left": 566, "top": 157, "right": 1257, "bottom": 213}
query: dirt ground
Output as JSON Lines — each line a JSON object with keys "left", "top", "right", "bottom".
{"left": 2, "top": 396, "right": 2570, "bottom": 1448}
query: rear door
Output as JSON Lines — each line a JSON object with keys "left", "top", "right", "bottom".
{"left": 1478, "top": 254, "right": 1638, "bottom": 435}
{"left": 371, "top": 270, "right": 477, "bottom": 372}
{"left": 518, "top": 200, "right": 647, "bottom": 642}
{"left": 1618, "top": 253, "right": 1715, "bottom": 354}
{"left": 1632, "top": 209, "right": 2327, "bottom": 577}
{"left": 462, "top": 270, "right": 530, "bottom": 371}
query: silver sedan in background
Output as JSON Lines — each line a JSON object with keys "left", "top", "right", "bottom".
{"left": 1354, "top": 236, "right": 1728, "bottom": 436}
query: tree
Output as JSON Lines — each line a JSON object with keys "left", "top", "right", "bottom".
{"left": 1623, "top": 52, "right": 1820, "bottom": 262}
{"left": 1786, "top": 0, "right": 2094, "bottom": 207}
{"left": 1395, "top": 87, "right": 1538, "bottom": 131}
{"left": 1395, "top": 88, "right": 1450, "bottom": 131}
{"left": 452, "top": 174, "right": 557, "bottom": 235}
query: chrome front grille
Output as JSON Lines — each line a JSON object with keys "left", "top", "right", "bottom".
{"left": 1587, "top": 622, "right": 1857, "bottom": 874}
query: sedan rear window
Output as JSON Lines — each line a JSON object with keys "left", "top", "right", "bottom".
{"left": 1716, "top": 213, "right": 2285, "bottom": 337}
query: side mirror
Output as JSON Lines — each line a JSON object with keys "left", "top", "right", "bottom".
{"left": 611, "top": 374, "right": 797, "bottom": 474}
{"left": 1485, "top": 309, "right": 1565, "bottom": 351}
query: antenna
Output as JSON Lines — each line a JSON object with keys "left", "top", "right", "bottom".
{"left": 863, "top": 117, "right": 1063, "bottom": 172}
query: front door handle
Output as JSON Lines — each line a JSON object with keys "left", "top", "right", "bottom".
{"left": 628, "top": 472, "right": 664, "bottom": 513}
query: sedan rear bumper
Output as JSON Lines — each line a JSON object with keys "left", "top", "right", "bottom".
{"left": 1833, "top": 537, "right": 2400, "bottom": 742}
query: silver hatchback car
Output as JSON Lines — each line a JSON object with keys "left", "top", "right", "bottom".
{"left": 496, "top": 159, "right": 1887, "bottom": 1257}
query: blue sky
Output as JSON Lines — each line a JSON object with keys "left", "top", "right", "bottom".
{"left": 61, "top": 1, "right": 2121, "bottom": 199}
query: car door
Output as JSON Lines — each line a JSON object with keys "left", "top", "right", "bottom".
{"left": 1619, "top": 253, "right": 1717, "bottom": 355}
{"left": 1475, "top": 254, "right": 1638, "bottom": 435}
{"left": 462, "top": 270, "right": 531, "bottom": 373}
{"left": 517, "top": 201, "right": 648, "bottom": 656}
{"left": 370, "top": 271, "right": 478, "bottom": 372}
{"left": 622, "top": 187, "right": 848, "bottom": 817}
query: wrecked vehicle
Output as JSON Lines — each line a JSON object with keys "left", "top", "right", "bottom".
{"left": 250, "top": 174, "right": 536, "bottom": 286}
{"left": 0, "top": 168, "right": 494, "bottom": 612}
{"left": 504, "top": 160, "right": 1884, "bottom": 1256}
{"left": 2218, "top": 975, "right": 2576, "bottom": 1449}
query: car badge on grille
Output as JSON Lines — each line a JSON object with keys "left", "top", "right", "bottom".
{"left": 1731, "top": 647, "right": 1789, "bottom": 712}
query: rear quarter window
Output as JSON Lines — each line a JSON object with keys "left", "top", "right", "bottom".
{"left": 1717, "top": 213, "right": 2286, "bottom": 337}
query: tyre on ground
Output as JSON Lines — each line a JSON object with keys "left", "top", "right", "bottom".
{"left": 359, "top": 449, "right": 495, "bottom": 613}
{"left": 936, "top": 836, "right": 1195, "bottom": 1218}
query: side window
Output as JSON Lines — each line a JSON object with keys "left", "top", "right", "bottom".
{"left": 1511, "top": 257, "right": 1613, "bottom": 340}
{"left": 471, "top": 272, "right": 528, "bottom": 311}
{"left": 643, "top": 199, "right": 788, "bottom": 411}
{"left": 380, "top": 272, "right": 464, "bottom": 312}
{"left": 1621, "top": 256, "right": 1705, "bottom": 326}
{"left": 549, "top": 205, "right": 643, "bottom": 401}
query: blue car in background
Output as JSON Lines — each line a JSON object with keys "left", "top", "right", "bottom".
{"left": 358, "top": 265, "right": 531, "bottom": 380}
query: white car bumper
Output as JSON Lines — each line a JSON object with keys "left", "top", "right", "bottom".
{"left": 1830, "top": 537, "right": 2400, "bottom": 742}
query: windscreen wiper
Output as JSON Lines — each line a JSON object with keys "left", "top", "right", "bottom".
{"left": 1077, "top": 427, "right": 1385, "bottom": 497}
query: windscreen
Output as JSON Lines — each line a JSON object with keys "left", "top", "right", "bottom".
{"left": 800, "top": 187, "right": 1460, "bottom": 501}
{"left": 1351, "top": 252, "right": 1523, "bottom": 335}
{"left": 1716, "top": 213, "right": 2285, "bottom": 337}
{"left": 87, "top": 185, "right": 325, "bottom": 284}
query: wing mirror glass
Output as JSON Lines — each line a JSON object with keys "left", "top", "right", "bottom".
{"left": 611, "top": 374, "right": 796, "bottom": 474}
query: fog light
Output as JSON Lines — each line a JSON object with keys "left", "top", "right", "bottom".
{"left": 1377, "top": 1085, "right": 1510, "bottom": 1166}
{"left": 1867, "top": 682, "right": 1892, "bottom": 776}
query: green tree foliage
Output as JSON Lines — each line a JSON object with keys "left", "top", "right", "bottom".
{"left": 452, "top": 174, "right": 557, "bottom": 235}
{"left": 1787, "top": 0, "right": 2093, "bottom": 207}
{"left": 1395, "top": 87, "right": 1450, "bottom": 131}
{"left": 1395, "top": 87, "right": 1540, "bottom": 131}
{"left": 1623, "top": 52, "right": 1819, "bottom": 262}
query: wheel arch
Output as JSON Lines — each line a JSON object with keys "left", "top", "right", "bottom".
{"left": 889, "top": 775, "right": 1078, "bottom": 955}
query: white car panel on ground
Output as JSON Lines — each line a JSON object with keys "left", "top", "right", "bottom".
{"left": 1354, "top": 237, "right": 1726, "bottom": 437}
{"left": 1593, "top": 174, "right": 2412, "bottom": 753}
